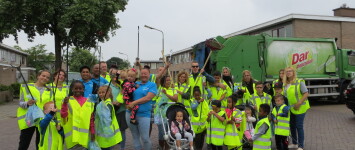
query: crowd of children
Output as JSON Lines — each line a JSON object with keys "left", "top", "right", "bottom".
{"left": 16, "top": 61, "right": 309, "bottom": 150}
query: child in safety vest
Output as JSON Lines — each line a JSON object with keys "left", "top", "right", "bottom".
{"left": 171, "top": 110, "right": 194, "bottom": 150}
{"left": 206, "top": 100, "right": 226, "bottom": 150}
{"left": 190, "top": 86, "right": 210, "bottom": 150}
{"left": 123, "top": 69, "right": 139, "bottom": 124}
{"left": 38, "top": 101, "right": 64, "bottom": 150}
{"left": 209, "top": 71, "right": 227, "bottom": 110}
{"left": 272, "top": 82, "right": 288, "bottom": 107}
{"left": 272, "top": 95, "right": 290, "bottom": 150}
{"left": 224, "top": 95, "right": 243, "bottom": 149}
{"left": 96, "top": 85, "right": 122, "bottom": 149}
{"left": 249, "top": 104, "right": 272, "bottom": 150}
{"left": 61, "top": 80, "right": 95, "bottom": 149}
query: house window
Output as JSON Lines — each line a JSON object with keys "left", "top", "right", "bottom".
{"left": 151, "top": 63, "right": 157, "bottom": 69}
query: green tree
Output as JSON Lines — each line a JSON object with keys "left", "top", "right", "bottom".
{"left": 15, "top": 45, "right": 55, "bottom": 72}
{"left": 69, "top": 47, "right": 98, "bottom": 72}
{"left": 106, "top": 57, "right": 130, "bottom": 70}
{"left": 0, "top": 0, "right": 128, "bottom": 70}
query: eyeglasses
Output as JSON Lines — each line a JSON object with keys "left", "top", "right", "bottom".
{"left": 256, "top": 87, "right": 263, "bottom": 89}
{"left": 192, "top": 66, "right": 199, "bottom": 68}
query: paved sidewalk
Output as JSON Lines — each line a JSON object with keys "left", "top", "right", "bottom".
{"left": 1, "top": 100, "right": 354, "bottom": 150}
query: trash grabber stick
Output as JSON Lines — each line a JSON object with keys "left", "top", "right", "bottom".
{"left": 11, "top": 63, "right": 36, "bottom": 104}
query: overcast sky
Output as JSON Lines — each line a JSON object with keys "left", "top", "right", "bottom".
{"left": 3, "top": 0, "right": 355, "bottom": 65}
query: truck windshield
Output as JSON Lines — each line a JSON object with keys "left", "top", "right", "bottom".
{"left": 348, "top": 51, "right": 355, "bottom": 66}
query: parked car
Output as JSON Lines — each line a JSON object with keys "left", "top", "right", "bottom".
{"left": 344, "top": 78, "right": 355, "bottom": 114}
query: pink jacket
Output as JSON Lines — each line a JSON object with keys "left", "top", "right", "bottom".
{"left": 171, "top": 120, "right": 190, "bottom": 134}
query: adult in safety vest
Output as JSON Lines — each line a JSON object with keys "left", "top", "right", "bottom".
{"left": 240, "top": 70, "right": 257, "bottom": 102}
{"left": 96, "top": 86, "right": 122, "bottom": 149}
{"left": 251, "top": 104, "right": 272, "bottom": 150}
{"left": 50, "top": 69, "right": 69, "bottom": 124}
{"left": 188, "top": 61, "right": 215, "bottom": 100}
{"left": 99, "top": 61, "right": 111, "bottom": 82}
{"left": 155, "top": 75, "right": 178, "bottom": 150}
{"left": 272, "top": 95, "right": 290, "bottom": 150}
{"left": 248, "top": 82, "right": 272, "bottom": 118}
{"left": 224, "top": 96, "right": 243, "bottom": 149}
{"left": 283, "top": 67, "right": 309, "bottom": 150}
{"left": 61, "top": 81, "right": 95, "bottom": 149}
{"left": 175, "top": 71, "right": 191, "bottom": 115}
{"left": 17, "top": 70, "right": 52, "bottom": 150}
{"left": 38, "top": 101, "right": 63, "bottom": 150}
{"left": 206, "top": 100, "right": 226, "bottom": 149}
{"left": 221, "top": 67, "right": 234, "bottom": 97}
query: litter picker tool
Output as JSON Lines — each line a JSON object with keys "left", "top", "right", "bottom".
{"left": 10, "top": 63, "right": 36, "bottom": 105}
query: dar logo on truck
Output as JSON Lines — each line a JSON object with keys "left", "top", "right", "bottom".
{"left": 291, "top": 51, "right": 313, "bottom": 69}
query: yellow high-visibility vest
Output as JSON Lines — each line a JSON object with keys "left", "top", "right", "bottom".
{"left": 209, "top": 84, "right": 227, "bottom": 110}
{"left": 189, "top": 74, "right": 205, "bottom": 97}
{"left": 17, "top": 83, "right": 52, "bottom": 130}
{"left": 101, "top": 72, "right": 111, "bottom": 82}
{"left": 224, "top": 109, "right": 242, "bottom": 147}
{"left": 206, "top": 111, "right": 225, "bottom": 146}
{"left": 175, "top": 83, "right": 191, "bottom": 114}
{"left": 96, "top": 99, "right": 122, "bottom": 148}
{"left": 190, "top": 100, "right": 209, "bottom": 134}
{"left": 249, "top": 92, "right": 272, "bottom": 113}
{"left": 272, "top": 104, "right": 290, "bottom": 136}
{"left": 63, "top": 96, "right": 94, "bottom": 149}
{"left": 38, "top": 120, "right": 63, "bottom": 150}
{"left": 49, "top": 83, "right": 69, "bottom": 124}
{"left": 285, "top": 79, "right": 310, "bottom": 114}
{"left": 253, "top": 117, "right": 271, "bottom": 150}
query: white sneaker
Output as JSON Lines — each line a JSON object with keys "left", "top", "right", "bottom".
{"left": 297, "top": 148, "right": 304, "bottom": 150}
{"left": 288, "top": 144, "right": 298, "bottom": 148}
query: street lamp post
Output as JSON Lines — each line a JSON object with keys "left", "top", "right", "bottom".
{"left": 64, "top": 28, "right": 71, "bottom": 85}
{"left": 119, "top": 52, "right": 129, "bottom": 62}
{"left": 144, "top": 25, "right": 164, "bottom": 54}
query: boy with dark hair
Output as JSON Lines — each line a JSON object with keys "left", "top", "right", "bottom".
{"left": 206, "top": 100, "right": 225, "bottom": 150}
{"left": 248, "top": 82, "right": 272, "bottom": 118}
{"left": 250, "top": 103, "right": 272, "bottom": 150}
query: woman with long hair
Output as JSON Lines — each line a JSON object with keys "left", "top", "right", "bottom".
{"left": 18, "top": 70, "right": 52, "bottom": 150}
{"left": 175, "top": 71, "right": 191, "bottom": 114}
{"left": 283, "top": 67, "right": 310, "bottom": 150}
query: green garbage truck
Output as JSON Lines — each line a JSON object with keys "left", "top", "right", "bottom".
{"left": 204, "top": 34, "right": 355, "bottom": 102}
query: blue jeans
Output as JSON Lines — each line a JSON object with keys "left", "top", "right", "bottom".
{"left": 126, "top": 112, "right": 152, "bottom": 150}
{"left": 120, "top": 130, "right": 126, "bottom": 149}
{"left": 290, "top": 112, "right": 306, "bottom": 148}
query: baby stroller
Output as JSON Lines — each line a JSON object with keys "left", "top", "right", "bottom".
{"left": 158, "top": 102, "right": 195, "bottom": 150}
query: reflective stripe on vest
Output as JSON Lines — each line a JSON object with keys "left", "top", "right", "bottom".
{"left": 224, "top": 110, "right": 241, "bottom": 146}
{"left": 272, "top": 104, "right": 290, "bottom": 136}
{"left": 17, "top": 83, "right": 52, "bottom": 130}
{"left": 96, "top": 99, "right": 122, "bottom": 148}
{"left": 191, "top": 100, "right": 209, "bottom": 134}
{"left": 253, "top": 118, "right": 271, "bottom": 150}
{"left": 63, "top": 97, "right": 93, "bottom": 149}
{"left": 285, "top": 79, "right": 310, "bottom": 114}
{"left": 207, "top": 111, "right": 226, "bottom": 146}
{"left": 38, "top": 121, "right": 63, "bottom": 150}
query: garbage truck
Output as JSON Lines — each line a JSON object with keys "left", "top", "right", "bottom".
{"left": 193, "top": 34, "right": 355, "bottom": 102}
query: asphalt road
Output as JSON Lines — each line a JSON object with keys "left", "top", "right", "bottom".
{"left": 1, "top": 100, "right": 354, "bottom": 150}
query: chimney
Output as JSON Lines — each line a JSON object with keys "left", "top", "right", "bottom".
{"left": 333, "top": 7, "right": 355, "bottom": 17}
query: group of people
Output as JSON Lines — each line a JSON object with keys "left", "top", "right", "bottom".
{"left": 16, "top": 60, "right": 310, "bottom": 150}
